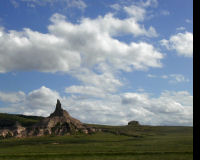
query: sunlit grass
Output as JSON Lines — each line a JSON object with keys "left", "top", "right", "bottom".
{"left": 0, "top": 125, "right": 193, "bottom": 160}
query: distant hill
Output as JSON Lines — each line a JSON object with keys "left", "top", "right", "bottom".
{"left": 0, "top": 113, "right": 44, "bottom": 128}
{"left": 87, "top": 123, "right": 193, "bottom": 138}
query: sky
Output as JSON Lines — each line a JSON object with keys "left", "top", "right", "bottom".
{"left": 0, "top": 0, "right": 193, "bottom": 126}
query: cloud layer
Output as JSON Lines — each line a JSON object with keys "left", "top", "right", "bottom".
{"left": 0, "top": 9, "right": 163, "bottom": 101}
{"left": 147, "top": 74, "right": 190, "bottom": 84}
{"left": 0, "top": 9, "right": 163, "bottom": 73}
{"left": 0, "top": 86, "right": 193, "bottom": 126}
{"left": 10, "top": 0, "right": 87, "bottom": 10}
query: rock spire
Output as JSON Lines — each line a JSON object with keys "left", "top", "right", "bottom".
{"left": 50, "top": 99, "right": 65, "bottom": 117}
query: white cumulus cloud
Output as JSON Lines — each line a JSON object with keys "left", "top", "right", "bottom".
{"left": 121, "top": 91, "right": 193, "bottom": 126}
{"left": 160, "top": 32, "right": 193, "bottom": 57}
{"left": 0, "top": 91, "right": 25, "bottom": 103}
{"left": 0, "top": 27, "right": 81, "bottom": 73}
{"left": 0, "top": 11, "right": 163, "bottom": 74}
{"left": 0, "top": 86, "right": 60, "bottom": 116}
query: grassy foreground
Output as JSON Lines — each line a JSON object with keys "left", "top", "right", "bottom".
{"left": 0, "top": 125, "right": 193, "bottom": 160}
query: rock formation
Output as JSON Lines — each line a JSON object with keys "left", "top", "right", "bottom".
{"left": 0, "top": 100, "right": 96, "bottom": 138}
{"left": 0, "top": 121, "right": 26, "bottom": 138}
{"left": 128, "top": 120, "right": 140, "bottom": 126}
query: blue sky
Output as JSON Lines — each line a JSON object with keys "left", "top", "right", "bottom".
{"left": 0, "top": 0, "right": 193, "bottom": 126}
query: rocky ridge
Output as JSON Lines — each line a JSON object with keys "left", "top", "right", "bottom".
{"left": 0, "top": 100, "right": 96, "bottom": 138}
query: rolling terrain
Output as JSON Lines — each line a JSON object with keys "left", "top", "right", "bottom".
{"left": 0, "top": 115, "right": 193, "bottom": 160}
{"left": 0, "top": 101, "right": 193, "bottom": 160}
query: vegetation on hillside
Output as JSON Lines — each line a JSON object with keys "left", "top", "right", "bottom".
{"left": 0, "top": 113, "right": 44, "bottom": 128}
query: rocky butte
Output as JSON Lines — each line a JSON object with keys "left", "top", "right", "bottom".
{"left": 0, "top": 100, "right": 96, "bottom": 138}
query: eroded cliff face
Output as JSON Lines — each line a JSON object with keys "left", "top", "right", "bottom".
{"left": 0, "top": 122, "right": 26, "bottom": 138}
{"left": 0, "top": 100, "right": 96, "bottom": 138}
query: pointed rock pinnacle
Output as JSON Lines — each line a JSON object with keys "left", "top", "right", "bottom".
{"left": 56, "top": 99, "right": 62, "bottom": 111}
{"left": 50, "top": 99, "right": 64, "bottom": 117}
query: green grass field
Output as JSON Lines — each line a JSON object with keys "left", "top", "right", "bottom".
{"left": 0, "top": 125, "right": 193, "bottom": 160}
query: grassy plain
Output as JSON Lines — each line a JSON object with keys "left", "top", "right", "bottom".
{"left": 0, "top": 125, "right": 193, "bottom": 160}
